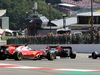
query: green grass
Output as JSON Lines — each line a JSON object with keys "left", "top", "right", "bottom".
{"left": 2, "top": 36, "right": 9, "bottom": 40}
{"left": 2, "top": 35, "right": 23, "bottom": 40}
{"left": 16, "top": 35, "right": 22, "bottom": 37}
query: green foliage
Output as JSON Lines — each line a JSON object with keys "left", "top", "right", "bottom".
{"left": 0, "top": 0, "right": 63, "bottom": 30}
{"left": 37, "top": 0, "right": 62, "bottom": 20}
{"left": 45, "top": 0, "right": 61, "bottom": 5}
{"left": 2, "top": 36, "right": 9, "bottom": 40}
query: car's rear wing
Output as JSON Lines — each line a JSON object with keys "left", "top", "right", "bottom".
{"left": 0, "top": 44, "right": 21, "bottom": 49}
{"left": 0, "top": 45, "right": 9, "bottom": 50}
{"left": 48, "top": 45, "right": 58, "bottom": 48}
{"left": 60, "top": 46, "right": 72, "bottom": 52}
{"left": 48, "top": 45, "right": 72, "bottom": 49}
{"left": 60, "top": 46, "right": 72, "bottom": 49}
{"left": 48, "top": 45, "right": 72, "bottom": 52}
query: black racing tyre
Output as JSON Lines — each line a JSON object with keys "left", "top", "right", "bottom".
{"left": 70, "top": 51, "right": 76, "bottom": 59}
{"left": 0, "top": 54, "right": 7, "bottom": 60}
{"left": 47, "top": 52, "right": 55, "bottom": 60}
{"left": 54, "top": 51, "right": 57, "bottom": 59}
{"left": 60, "top": 50, "right": 68, "bottom": 57}
{"left": 92, "top": 51, "right": 98, "bottom": 59}
{"left": 54, "top": 53, "right": 56, "bottom": 59}
{"left": 14, "top": 52, "right": 23, "bottom": 60}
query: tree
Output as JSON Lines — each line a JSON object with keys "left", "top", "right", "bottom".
{"left": 0, "top": 0, "right": 62, "bottom": 30}
{"left": 45, "top": 0, "right": 61, "bottom": 5}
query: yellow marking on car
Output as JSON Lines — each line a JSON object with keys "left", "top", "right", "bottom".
{"left": 33, "top": 53, "right": 36, "bottom": 56}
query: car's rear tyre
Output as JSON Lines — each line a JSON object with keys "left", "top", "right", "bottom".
{"left": 47, "top": 52, "right": 55, "bottom": 60}
{"left": 70, "top": 51, "right": 76, "bottom": 59}
{"left": 14, "top": 52, "right": 23, "bottom": 60}
{"left": 60, "top": 50, "right": 68, "bottom": 57}
{"left": 0, "top": 54, "right": 6, "bottom": 60}
{"left": 92, "top": 51, "right": 98, "bottom": 59}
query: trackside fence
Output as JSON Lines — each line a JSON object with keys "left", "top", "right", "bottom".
{"left": 7, "top": 33, "right": 100, "bottom": 44}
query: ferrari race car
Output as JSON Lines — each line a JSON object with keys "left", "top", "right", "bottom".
{"left": 46, "top": 45, "right": 76, "bottom": 59}
{"left": 89, "top": 51, "right": 100, "bottom": 59}
{"left": 0, "top": 45, "right": 56, "bottom": 61}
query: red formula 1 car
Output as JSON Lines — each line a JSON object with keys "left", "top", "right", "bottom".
{"left": 0, "top": 45, "right": 55, "bottom": 61}
{"left": 46, "top": 45, "right": 76, "bottom": 59}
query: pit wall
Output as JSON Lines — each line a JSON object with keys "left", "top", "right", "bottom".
{"left": 28, "top": 44, "right": 100, "bottom": 53}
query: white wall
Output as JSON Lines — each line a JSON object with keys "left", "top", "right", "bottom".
{"left": 2, "top": 17, "right": 9, "bottom": 29}
{"left": 28, "top": 44, "right": 100, "bottom": 53}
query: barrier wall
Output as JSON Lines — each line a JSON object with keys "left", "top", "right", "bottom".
{"left": 28, "top": 44, "right": 100, "bottom": 53}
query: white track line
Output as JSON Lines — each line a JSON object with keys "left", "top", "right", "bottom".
{"left": 0, "top": 63, "right": 99, "bottom": 72}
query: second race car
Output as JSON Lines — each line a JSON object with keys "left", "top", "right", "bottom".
{"left": 46, "top": 45, "right": 76, "bottom": 59}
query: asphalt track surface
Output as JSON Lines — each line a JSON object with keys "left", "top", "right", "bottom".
{"left": 0, "top": 53, "right": 100, "bottom": 75}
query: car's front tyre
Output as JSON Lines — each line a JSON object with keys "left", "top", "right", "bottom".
{"left": 92, "top": 51, "right": 98, "bottom": 59}
{"left": 47, "top": 52, "right": 55, "bottom": 60}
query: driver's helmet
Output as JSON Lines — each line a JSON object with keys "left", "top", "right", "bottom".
{"left": 25, "top": 43, "right": 28, "bottom": 47}
{"left": 46, "top": 46, "right": 50, "bottom": 50}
